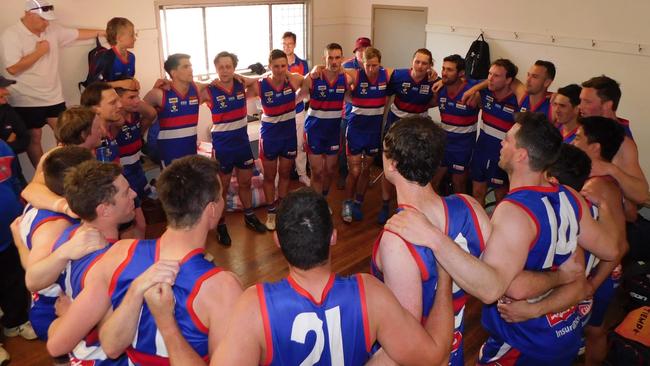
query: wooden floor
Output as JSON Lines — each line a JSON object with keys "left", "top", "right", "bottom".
{"left": 6, "top": 168, "right": 614, "bottom": 365}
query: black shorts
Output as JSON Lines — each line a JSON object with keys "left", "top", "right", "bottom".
{"left": 13, "top": 102, "right": 66, "bottom": 129}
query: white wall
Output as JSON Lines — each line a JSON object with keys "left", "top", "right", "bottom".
{"left": 337, "top": 0, "right": 650, "bottom": 177}
{"left": 2, "top": 0, "right": 649, "bottom": 177}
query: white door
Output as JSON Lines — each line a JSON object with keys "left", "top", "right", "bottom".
{"left": 372, "top": 6, "right": 427, "bottom": 69}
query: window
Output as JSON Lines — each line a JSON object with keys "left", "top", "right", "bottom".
{"left": 159, "top": 2, "right": 308, "bottom": 79}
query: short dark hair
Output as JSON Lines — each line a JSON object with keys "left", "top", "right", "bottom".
{"left": 56, "top": 106, "right": 96, "bottom": 145}
{"left": 547, "top": 144, "right": 591, "bottom": 191}
{"left": 157, "top": 155, "right": 221, "bottom": 229}
{"left": 384, "top": 116, "right": 446, "bottom": 186}
{"left": 106, "top": 17, "right": 134, "bottom": 46}
{"left": 213, "top": 51, "right": 238, "bottom": 69}
{"left": 164, "top": 53, "right": 191, "bottom": 76}
{"left": 43, "top": 146, "right": 94, "bottom": 196}
{"left": 363, "top": 47, "right": 382, "bottom": 63}
{"left": 282, "top": 31, "right": 296, "bottom": 43}
{"left": 443, "top": 54, "right": 465, "bottom": 73}
{"left": 268, "top": 49, "right": 287, "bottom": 64}
{"left": 64, "top": 160, "right": 122, "bottom": 221}
{"left": 534, "top": 60, "right": 556, "bottom": 80}
{"left": 578, "top": 116, "right": 625, "bottom": 162}
{"left": 276, "top": 188, "right": 333, "bottom": 270}
{"left": 514, "top": 112, "right": 562, "bottom": 172}
{"left": 492, "top": 59, "right": 518, "bottom": 79}
{"left": 413, "top": 48, "right": 433, "bottom": 65}
{"left": 581, "top": 75, "right": 622, "bottom": 111}
{"left": 557, "top": 84, "right": 582, "bottom": 107}
{"left": 80, "top": 82, "right": 112, "bottom": 107}
{"left": 325, "top": 42, "right": 343, "bottom": 53}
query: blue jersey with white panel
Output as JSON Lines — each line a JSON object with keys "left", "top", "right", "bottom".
{"left": 157, "top": 84, "right": 200, "bottom": 166}
{"left": 386, "top": 69, "right": 435, "bottom": 126}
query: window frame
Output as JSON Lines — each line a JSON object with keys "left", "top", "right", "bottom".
{"left": 155, "top": 0, "right": 310, "bottom": 80}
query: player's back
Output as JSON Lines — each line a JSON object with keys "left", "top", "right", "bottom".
{"left": 258, "top": 274, "right": 371, "bottom": 366}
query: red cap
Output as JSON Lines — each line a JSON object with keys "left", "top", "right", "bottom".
{"left": 353, "top": 37, "right": 371, "bottom": 52}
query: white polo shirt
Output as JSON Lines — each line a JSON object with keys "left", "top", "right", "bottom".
{"left": 1, "top": 21, "right": 78, "bottom": 107}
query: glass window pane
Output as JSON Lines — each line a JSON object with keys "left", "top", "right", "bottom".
{"left": 160, "top": 8, "right": 208, "bottom": 76}
{"left": 272, "top": 4, "right": 306, "bottom": 60}
{"left": 205, "top": 5, "right": 270, "bottom": 72}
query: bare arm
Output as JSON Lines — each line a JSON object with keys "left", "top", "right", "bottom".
{"left": 26, "top": 226, "right": 106, "bottom": 292}
{"left": 137, "top": 100, "right": 158, "bottom": 131}
{"left": 5, "top": 41, "right": 49, "bottom": 75}
{"left": 603, "top": 137, "right": 649, "bottom": 204}
{"left": 573, "top": 186, "right": 619, "bottom": 261}
{"left": 77, "top": 29, "right": 106, "bottom": 41}
{"left": 143, "top": 87, "right": 164, "bottom": 109}
{"left": 99, "top": 260, "right": 179, "bottom": 358}
{"left": 386, "top": 203, "right": 533, "bottom": 304}
{"left": 10, "top": 217, "right": 29, "bottom": 269}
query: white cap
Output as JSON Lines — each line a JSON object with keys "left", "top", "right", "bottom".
{"left": 25, "top": 0, "right": 56, "bottom": 21}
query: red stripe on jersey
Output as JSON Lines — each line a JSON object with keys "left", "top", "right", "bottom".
{"left": 456, "top": 194, "right": 487, "bottom": 252}
{"left": 211, "top": 106, "right": 247, "bottom": 124}
{"left": 381, "top": 228, "right": 431, "bottom": 281}
{"left": 482, "top": 112, "right": 514, "bottom": 132}
{"left": 262, "top": 103, "right": 295, "bottom": 117}
{"left": 453, "top": 293, "right": 468, "bottom": 313}
{"left": 108, "top": 239, "right": 138, "bottom": 296}
{"left": 440, "top": 112, "right": 478, "bottom": 126}
{"left": 355, "top": 274, "right": 372, "bottom": 353}
{"left": 310, "top": 99, "right": 344, "bottom": 111}
{"left": 351, "top": 97, "right": 386, "bottom": 108}
{"left": 287, "top": 273, "right": 335, "bottom": 306}
{"left": 257, "top": 284, "right": 274, "bottom": 366}
{"left": 394, "top": 98, "right": 428, "bottom": 114}
{"left": 118, "top": 140, "right": 142, "bottom": 157}
{"left": 186, "top": 267, "right": 223, "bottom": 334}
{"left": 159, "top": 114, "right": 198, "bottom": 129}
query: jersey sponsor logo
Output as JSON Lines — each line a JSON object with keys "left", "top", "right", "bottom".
{"left": 189, "top": 97, "right": 199, "bottom": 105}
{"left": 168, "top": 97, "right": 178, "bottom": 104}
{"left": 283, "top": 88, "right": 293, "bottom": 95}
{"left": 378, "top": 83, "right": 386, "bottom": 90}
{"left": 520, "top": 107, "right": 528, "bottom": 112}
{"left": 180, "top": 100, "right": 188, "bottom": 106}
{"left": 503, "top": 105, "right": 515, "bottom": 114}
{"left": 419, "top": 84, "right": 430, "bottom": 94}
{"left": 317, "top": 85, "right": 327, "bottom": 91}
{"left": 485, "top": 95, "right": 494, "bottom": 102}
{"left": 360, "top": 82, "right": 369, "bottom": 88}
{"left": 264, "top": 91, "right": 274, "bottom": 97}
{"left": 401, "top": 82, "right": 411, "bottom": 94}
{"left": 216, "top": 95, "right": 226, "bottom": 101}
{"left": 336, "top": 88, "right": 345, "bottom": 94}
{"left": 578, "top": 300, "right": 592, "bottom": 318}
{"left": 170, "top": 104, "right": 179, "bottom": 113}
{"left": 451, "top": 330, "right": 463, "bottom": 352}
{"left": 236, "top": 93, "right": 245, "bottom": 100}
{"left": 546, "top": 305, "right": 577, "bottom": 327}
{"left": 228, "top": 96, "right": 235, "bottom": 101}
{"left": 455, "top": 103, "right": 467, "bottom": 110}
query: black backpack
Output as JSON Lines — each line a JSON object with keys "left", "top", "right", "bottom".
{"left": 465, "top": 33, "right": 490, "bottom": 80}
{"left": 78, "top": 36, "right": 115, "bottom": 91}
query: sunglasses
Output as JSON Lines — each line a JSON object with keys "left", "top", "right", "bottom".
{"left": 30, "top": 5, "right": 54, "bottom": 12}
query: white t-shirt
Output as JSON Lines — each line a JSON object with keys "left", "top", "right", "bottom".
{"left": 1, "top": 21, "right": 78, "bottom": 107}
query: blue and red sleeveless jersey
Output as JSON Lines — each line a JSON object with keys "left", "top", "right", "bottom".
{"left": 288, "top": 55, "right": 309, "bottom": 114}
{"left": 258, "top": 78, "right": 297, "bottom": 140}
{"left": 52, "top": 224, "right": 125, "bottom": 365}
{"left": 96, "top": 134, "right": 120, "bottom": 164}
{"left": 258, "top": 273, "right": 371, "bottom": 366}
{"left": 157, "top": 83, "right": 200, "bottom": 151}
{"left": 348, "top": 68, "right": 388, "bottom": 135}
{"left": 207, "top": 81, "right": 249, "bottom": 149}
{"left": 109, "top": 239, "right": 220, "bottom": 365}
{"left": 519, "top": 92, "right": 553, "bottom": 122}
{"left": 477, "top": 89, "right": 518, "bottom": 144}
{"left": 371, "top": 196, "right": 485, "bottom": 366}
{"left": 116, "top": 112, "right": 143, "bottom": 167}
{"left": 560, "top": 125, "right": 578, "bottom": 144}
{"left": 387, "top": 69, "right": 434, "bottom": 124}
{"left": 343, "top": 57, "right": 364, "bottom": 119}
{"left": 437, "top": 81, "right": 480, "bottom": 136}
{"left": 20, "top": 204, "right": 76, "bottom": 250}
{"left": 617, "top": 117, "right": 633, "bottom": 139}
{"left": 108, "top": 47, "right": 136, "bottom": 81}
{"left": 481, "top": 184, "right": 584, "bottom": 361}
{"left": 305, "top": 73, "right": 347, "bottom": 135}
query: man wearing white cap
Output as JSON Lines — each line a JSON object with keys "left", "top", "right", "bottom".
{"left": 1, "top": 0, "right": 105, "bottom": 168}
